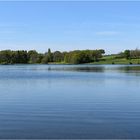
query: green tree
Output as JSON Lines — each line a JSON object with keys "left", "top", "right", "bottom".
{"left": 124, "top": 50, "right": 130, "bottom": 59}
{"left": 41, "top": 55, "right": 49, "bottom": 64}
{"left": 0, "top": 50, "right": 11, "bottom": 64}
{"left": 53, "top": 51, "right": 63, "bottom": 62}
{"left": 42, "top": 48, "right": 53, "bottom": 63}
{"left": 28, "top": 50, "right": 38, "bottom": 63}
{"left": 47, "top": 48, "right": 53, "bottom": 62}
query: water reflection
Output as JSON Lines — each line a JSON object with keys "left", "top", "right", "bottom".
{"left": 48, "top": 65, "right": 105, "bottom": 72}
{"left": 116, "top": 66, "right": 140, "bottom": 72}
{"left": 110, "top": 65, "right": 140, "bottom": 76}
{"left": 47, "top": 65, "right": 140, "bottom": 75}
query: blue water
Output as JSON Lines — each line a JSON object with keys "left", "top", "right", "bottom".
{"left": 0, "top": 65, "right": 140, "bottom": 139}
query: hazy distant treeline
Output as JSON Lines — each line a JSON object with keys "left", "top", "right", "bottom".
{"left": 0, "top": 49, "right": 105, "bottom": 64}
{"left": 117, "top": 49, "right": 140, "bottom": 59}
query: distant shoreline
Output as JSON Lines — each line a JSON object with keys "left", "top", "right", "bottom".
{"left": 0, "top": 61, "right": 140, "bottom": 65}
{"left": 0, "top": 49, "right": 140, "bottom": 65}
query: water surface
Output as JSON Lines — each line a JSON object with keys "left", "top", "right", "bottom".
{"left": 0, "top": 64, "right": 140, "bottom": 139}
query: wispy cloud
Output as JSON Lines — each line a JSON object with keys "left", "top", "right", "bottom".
{"left": 0, "top": 30, "right": 16, "bottom": 34}
{"left": 95, "top": 31, "right": 120, "bottom": 36}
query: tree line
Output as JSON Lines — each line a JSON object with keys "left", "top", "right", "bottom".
{"left": 117, "top": 49, "right": 140, "bottom": 59}
{"left": 0, "top": 49, "right": 105, "bottom": 64}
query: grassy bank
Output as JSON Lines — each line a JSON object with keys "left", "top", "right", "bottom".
{"left": 49, "top": 56, "right": 140, "bottom": 65}
{"left": 90, "top": 56, "right": 140, "bottom": 65}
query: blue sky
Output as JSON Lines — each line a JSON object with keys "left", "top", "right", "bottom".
{"left": 0, "top": 1, "right": 140, "bottom": 54}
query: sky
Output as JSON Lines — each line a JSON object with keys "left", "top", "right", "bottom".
{"left": 0, "top": 1, "right": 140, "bottom": 54}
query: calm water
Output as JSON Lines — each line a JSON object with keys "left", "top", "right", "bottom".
{"left": 0, "top": 64, "right": 140, "bottom": 139}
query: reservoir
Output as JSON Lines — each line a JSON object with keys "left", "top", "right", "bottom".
{"left": 0, "top": 65, "right": 140, "bottom": 139}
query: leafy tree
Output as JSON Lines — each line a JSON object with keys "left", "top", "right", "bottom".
{"left": 53, "top": 51, "right": 63, "bottom": 62}
{"left": 0, "top": 50, "right": 28, "bottom": 64}
{"left": 41, "top": 55, "right": 49, "bottom": 64}
{"left": 28, "top": 50, "right": 38, "bottom": 63}
{"left": 0, "top": 50, "right": 11, "bottom": 64}
{"left": 64, "top": 49, "right": 105, "bottom": 64}
{"left": 130, "top": 49, "right": 140, "bottom": 59}
{"left": 124, "top": 50, "right": 130, "bottom": 59}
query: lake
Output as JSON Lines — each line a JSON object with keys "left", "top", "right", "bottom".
{"left": 0, "top": 64, "right": 140, "bottom": 139}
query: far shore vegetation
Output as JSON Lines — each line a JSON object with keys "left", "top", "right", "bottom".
{"left": 0, "top": 48, "right": 140, "bottom": 65}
